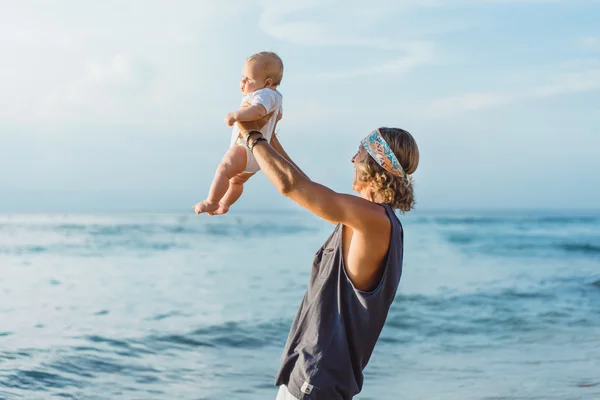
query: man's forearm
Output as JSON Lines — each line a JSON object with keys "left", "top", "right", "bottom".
{"left": 270, "top": 133, "right": 310, "bottom": 180}
{"left": 249, "top": 136, "right": 309, "bottom": 195}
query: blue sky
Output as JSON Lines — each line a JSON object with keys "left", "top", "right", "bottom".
{"left": 1, "top": 0, "right": 599, "bottom": 212}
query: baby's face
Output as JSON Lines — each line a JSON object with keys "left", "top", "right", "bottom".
{"left": 240, "top": 60, "right": 267, "bottom": 94}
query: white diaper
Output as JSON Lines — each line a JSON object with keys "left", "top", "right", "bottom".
{"left": 236, "top": 139, "right": 261, "bottom": 174}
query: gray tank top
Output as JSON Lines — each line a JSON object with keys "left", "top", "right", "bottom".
{"left": 274, "top": 204, "right": 404, "bottom": 399}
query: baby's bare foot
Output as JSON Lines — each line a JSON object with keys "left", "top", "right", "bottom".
{"left": 207, "top": 202, "right": 230, "bottom": 216}
{"left": 192, "top": 200, "right": 219, "bottom": 215}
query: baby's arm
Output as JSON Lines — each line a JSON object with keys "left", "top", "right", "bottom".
{"left": 225, "top": 104, "right": 267, "bottom": 126}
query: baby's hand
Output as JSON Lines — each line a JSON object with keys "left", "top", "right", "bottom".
{"left": 225, "top": 112, "right": 236, "bottom": 126}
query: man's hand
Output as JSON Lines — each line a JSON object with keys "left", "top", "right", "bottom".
{"left": 236, "top": 112, "right": 274, "bottom": 134}
{"left": 225, "top": 112, "right": 237, "bottom": 126}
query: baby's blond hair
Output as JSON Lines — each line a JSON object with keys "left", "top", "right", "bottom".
{"left": 246, "top": 51, "right": 284, "bottom": 86}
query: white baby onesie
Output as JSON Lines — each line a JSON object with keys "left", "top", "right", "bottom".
{"left": 230, "top": 88, "right": 283, "bottom": 173}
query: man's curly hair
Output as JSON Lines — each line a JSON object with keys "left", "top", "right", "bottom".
{"left": 355, "top": 127, "right": 419, "bottom": 213}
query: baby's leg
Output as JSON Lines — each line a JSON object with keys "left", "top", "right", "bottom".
{"left": 193, "top": 146, "right": 247, "bottom": 215}
{"left": 208, "top": 172, "right": 255, "bottom": 215}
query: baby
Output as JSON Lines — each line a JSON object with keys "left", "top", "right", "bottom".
{"left": 193, "top": 52, "right": 284, "bottom": 215}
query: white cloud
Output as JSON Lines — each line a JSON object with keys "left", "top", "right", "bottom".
{"left": 0, "top": 1, "right": 249, "bottom": 127}
{"left": 40, "top": 53, "right": 143, "bottom": 121}
{"left": 578, "top": 36, "right": 600, "bottom": 52}
{"left": 427, "top": 92, "right": 513, "bottom": 115}
{"left": 257, "top": 1, "right": 411, "bottom": 50}
{"left": 256, "top": 1, "right": 477, "bottom": 50}
{"left": 256, "top": 1, "right": 441, "bottom": 82}
{"left": 425, "top": 67, "right": 600, "bottom": 117}
{"left": 311, "top": 42, "right": 435, "bottom": 80}
{"left": 256, "top": 0, "right": 564, "bottom": 80}
{"left": 0, "top": 0, "right": 578, "bottom": 128}
{"left": 530, "top": 68, "right": 600, "bottom": 97}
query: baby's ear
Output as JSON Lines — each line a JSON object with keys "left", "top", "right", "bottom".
{"left": 265, "top": 78, "right": 273, "bottom": 87}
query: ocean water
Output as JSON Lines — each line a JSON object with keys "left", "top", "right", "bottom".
{"left": 0, "top": 210, "right": 599, "bottom": 400}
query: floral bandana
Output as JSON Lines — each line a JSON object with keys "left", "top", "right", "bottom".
{"left": 360, "top": 129, "right": 406, "bottom": 177}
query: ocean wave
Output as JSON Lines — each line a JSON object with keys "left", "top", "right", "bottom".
{"left": 535, "top": 216, "right": 600, "bottom": 224}
{"left": 57, "top": 319, "right": 293, "bottom": 360}
{"left": 0, "top": 241, "right": 186, "bottom": 256}
{"left": 0, "top": 246, "right": 49, "bottom": 255}
{"left": 560, "top": 243, "right": 600, "bottom": 255}
{"left": 0, "top": 369, "right": 83, "bottom": 391}
{"left": 203, "top": 222, "right": 314, "bottom": 237}
{"left": 0, "top": 320, "right": 287, "bottom": 394}
{"left": 1, "top": 220, "right": 317, "bottom": 238}
{"left": 50, "top": 353, "right": 159, "bottom": 375}
{"left": 444, "top": 232, "right": 600, "bottom": 258}
{"left": 387, "top": 284, "right": 599, "bottom": 339}
{"left": 2, "top": 284, "right": 598, "bottom": 398}
{"left": 148, "top": 319, "right": 290, "bottom": 351}
{"left": 0, "top": 218, "right": 319, "bottom": 256}
{"left": 49, "top": 219, "right": 318, "bottom": 238}
{"left": 425, "top": 215, "right": 600, "bottom": 226}
{"left": 431, "top": 217, "right": 509, "bottom": 225}
{"left": 0, "top": 390, "right": 20, "bottom": 400}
